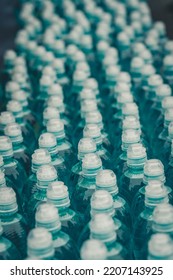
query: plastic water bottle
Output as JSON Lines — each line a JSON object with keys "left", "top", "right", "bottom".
{"left": 46, "top": 119, "right": 75, "bottom": 169}
{"left": 89, "top": 213, "right": 129, "bottom": 260}
{"left": 146, "top": 84, "right": 172, "bottom": 135}
{"left": 46, "top": 96, "right": 72, "bottom": 134}
{"left": 80, "top": 239, "right": 107, "bottom": 260}
{"left": 42, "top": 107, "right": 60, "bottom": 132}
{"left": 85, "top": 111, "right": 112, "bottom": 152}
{"left": 0, "top": 111, "right": 15, "bottom": 136}
{"left": 132, "top": 183, "right": 168, "bottom": 259}
{"left": 148, "top": 233, "right": 173, "bottom": 260}
{"left": 152, "top": 109, "right": 173, "bottom": 158}
{"left": 113, "top": 129, "right": 141, "bottom": 182}
{"left": 0, "top": 187, "right": 28, "bottom": 258}
{"left": 11, "top": 89, "right": 36, "bottom": 126}
{"left": 47, "top": 181, "right": 85, "bottom": 242}
{"left": 23, "top": 148, "right": 52, "bottom": 211}
{"left": 152, "top": 203, "right": 173, "bottom": 237}
{"left": 35, "top": 203, "right": 80, "bottom": 260}
{"left": 166, "top": 140, "right": 173, "bottom": 188}
{"left": 78, "top": 190, "right": 131, "bottom": 253}
{"left": 161, "top": 122, "right": 173, "bottom": 168}
{"left": 70, "top": 138, "right": 97, "bottom": 193}
{"left": 7, "top": 100, "right": 36, "bottom": 154}
{"left": 152, "top": 96, "right": 173, "bottom": 145}
{"left": 83, "top": 124, "right": 111, "bottom": 168}
{"left": 27, "top": 228, "right": 56, "bottom": 260}
{"left": 26, "top": 164, "right": 57, "bottom": 228}
{"left": 119, "top": 143, "right": 147, "bottom": 206}
{"left": 71, "top": 153, "right": 102, "bottom": 214}
{"left": 0, "top": 136, "right": 27, "bottom": 206}
{"left": 131, "top": 160, "right": 167, "bottom": 223}
{"left": 38, "top": 133, "right": 69, "bottom": 185}
{"left": 0, "top": 220, "right": 21, "bottom": 260}
{"left": 4, "top": 123, "right": 31, "bottom": 175}
{"left": 95, "top": 169, "right": 131, "bottom": 228}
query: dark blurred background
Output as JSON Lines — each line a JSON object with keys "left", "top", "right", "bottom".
{"left": 0, "top": 0, "right": 173, "bottom": 66}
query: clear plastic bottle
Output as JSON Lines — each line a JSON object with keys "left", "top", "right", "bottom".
{"left": 152, "top": 203, "right": 173, "bottom": 237}
{"left": 0, "top": 187, "right": 28, "bottom": 258}
{"left": 35, "top": 203, "right": 80, "bottom": 259}
{"left": 38, "top": 133, "right": 69, "bottom": 185}
{"left": 23, "top": 148, "right": 52, "bottom": 212}
{"left": 0, "top": 111, "right": 15, "bottom": 136}
{"left": 132, "top": 183, "right": 168, "bottom": 259}
{"left": 71, "top": 153, "right": 102, "bottom": 214}
{"left": 4, "top": 123, "right": 31, "bottom": 175}
{"left": 46, "top": 119, "right": 75, "bottom": 169}
{"left": 27, "top": 228, "right": 56, "bottom": 260}
{"left": 113, "top": 129, "right": 141, "bottom": 182}
{"left": 80, "top": 239, "right": 107, "bottom": 260}
{"left": 70, "top": 138, "right": 97, "bottom": 193}
{"left": 7, "top": 100, "right": 36, "bottom": 154}
{"left": 26, "top": 164, "right": 57, "bottom": 228}
{"left": 148, "top": 233, "right": 173, "bottom": 260}
{"left": 119, "top": 143, "right": 147, "bottom": 206}
{"left": 78, "top": 189, "right": 131, "bottom": 254}
{"left": 47, "top": 181, "right": 85, "bottom": 242}
{"left": 131, "top": 160, "right": 167, "bottom": 223}
{"left": 0, "top": 220, "right": 21, "bottom": 260}
{"left": 0, "top": 136, "right": 27, "bottom": 207}
{"left": 83, "top": 124, "right": 111, "bottom": 168}
{"left": 96, "top": 169, "right": 131, "bottom": 228}
{"left": 89, "top": 213, "right": 129, "bottom": 260}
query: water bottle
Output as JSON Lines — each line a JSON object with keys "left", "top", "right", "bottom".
{"left": 132, "top": 183, "right": 168, "bottom": 259}
{"left": 96, "top": 169, "right": 131, "bottom": 228}
{"left": 148, "top": 233, "right": 173, "bottom": 260}
{"left": 119, "top": 143, "right": 147, "bottom": 206}
{"left": 38, "top": 133, "right": 69, "bottom": 185}
{"left": 27, "top": 228, "right": 56, "bottom": 260}
{"left": 0, "top": 187, "right": 28, "bottom": 258}
{"left": 11, "top": 89, "right": 36, "bottom": 126}
{"left": 85, "top": 111, "right": 112, "bottom": 152}
{"left": 70, "top": 137, "right": 97, "bottom": 192}
{"left": 7, "top": 100, "right": 36, "bottom": 154}
{"left": 78, "top": 190, "right": 131, "bottom": 253}
{"left": 46, "top": 119, "right": 75, "bottom": 169}
{"left": 0, "top": 111, "right": 15, "bottom": 136}
{"left": 5, "top": 81, "right": 20, "bottom": 103}
{"left": 131, "top": 159, "right": 168, "bottom": 222}
{"left": 0, "top": 136, "right": 27, "bottom": 207}
{"left": 161, "top": 122, "right": 173, "bottom": 168}
{"left": 71, "top": 153, "right": 102, "bottom": 214}
{"left": 146, "top": 84, "right": 172, "bottom": 135}
{"left": 0, "top": 220, "right": 21, "bottom": 260}
{"left": 152, "top": 109, "right": 173, "bottom": 160}
{"left": 83, "top": 124, "right": 111, "bottom": 168}
{"left": 46, "top": 96, "right": 72, "bottom": 134}
{"left": 47, "top": 181, "right": 85, "bottom": 242}
{"left": 4, "top": 123, "right": 31, "bottom": 175}
{"left": 152, "top": 203, "right": 173, "bottom": 237}
{"left": 23, "top": 148, "right": 52, "bottom": 211}
{"left": 26, "top": 164, "right": 57, "bottom": 228}
{"left": 42, "top": 107, "right": 60, "bottom": 132}
{"left": 80, "top": 239, "right": 107, "bottom": 260}
{"left": 35, "top": 203, "right": 80, "bottom": 260}
{"left": 113, "top": 129, "right": 141, "bottom": 182}
{"left": 89, "top": 213, "right": 129, "bottom": 260}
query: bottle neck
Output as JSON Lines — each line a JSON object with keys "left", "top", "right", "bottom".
{"left": 127, "top": 165, "right": 144, "bottom": 175}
